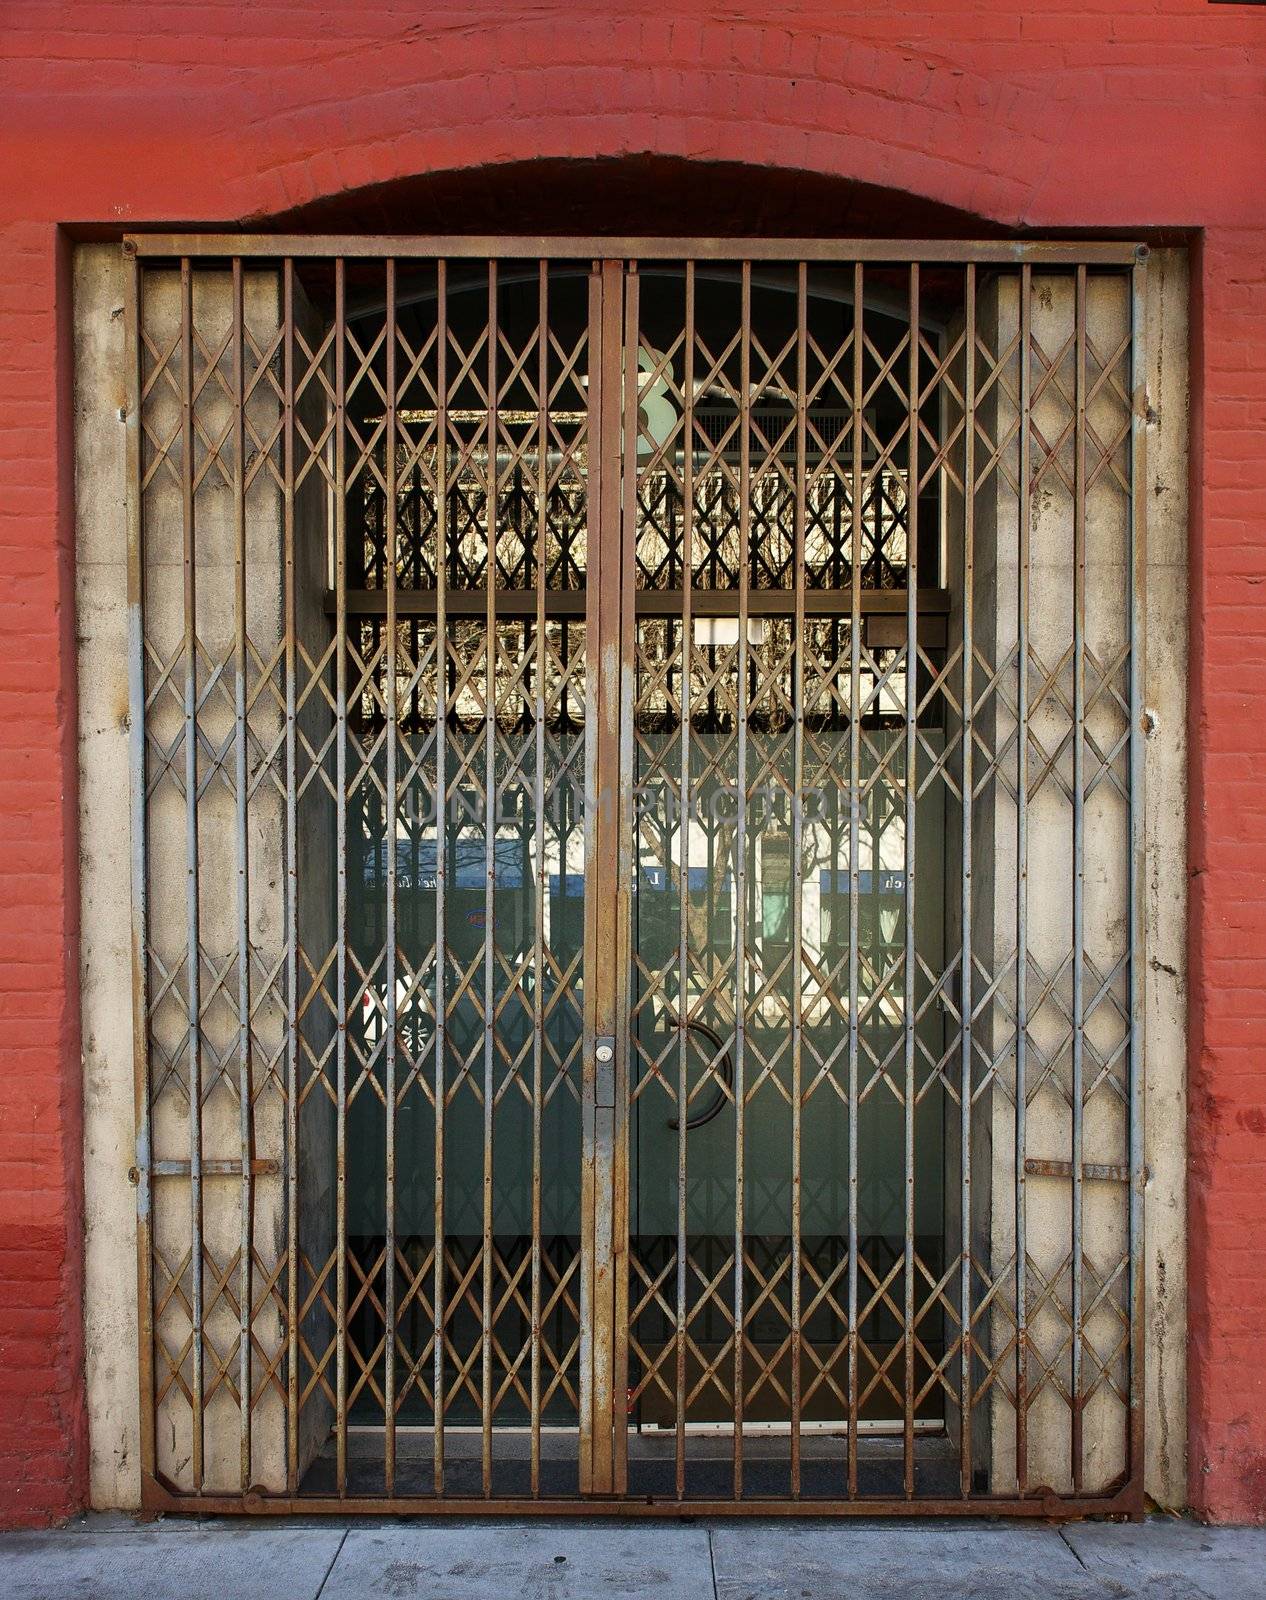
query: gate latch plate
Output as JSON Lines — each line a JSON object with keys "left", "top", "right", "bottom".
{"left": 595, "top": 1037, "right": 615, "bottom": 1108}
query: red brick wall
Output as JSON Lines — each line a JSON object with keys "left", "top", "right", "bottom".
{"left": 0, "top": 0, "right": 1263, "bottom": 1526}
{"left": 1187, "top": 222, "right": 1266, "bottom": 1525}
{"left": 0, "top": 214, "right": 87, "bottom": 1523}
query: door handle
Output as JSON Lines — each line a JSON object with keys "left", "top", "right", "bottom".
{"left": 665, "top": 1016, "right": 734, "bottom": 1132}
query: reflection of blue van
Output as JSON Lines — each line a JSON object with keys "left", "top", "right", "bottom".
{"left": 819, "top": 868, "right": 907, "bottom": 896}
{"left": 547, "top": 872, "right": 584, "bottom": 898}
{"left": 634, "top": 862, "right": 735, "bottom": 960}
{"left": 637, "top": 864, "right": 732, "bottom": 895}
{"left": 362, "top": 837, "right": 524, "bottom": 891}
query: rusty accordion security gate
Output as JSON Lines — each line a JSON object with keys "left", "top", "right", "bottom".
{"left": 125, "top": 235, "right": 1147, "bottom": 1515}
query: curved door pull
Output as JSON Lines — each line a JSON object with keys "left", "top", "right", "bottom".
{"left": 665, "top": 1016, "right": 734, "bottom": 1132}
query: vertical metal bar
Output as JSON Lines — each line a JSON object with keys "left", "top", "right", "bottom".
{"left": 529, "top": 260, "right": 548, "bottom": 1498}
{"left": 1071, "top": 264, "right": 1088, "bottom": 1493}
{"left": 580, "top": 257, "right": 626, "bottom": 1496}
{"left": 958, "top": 263, "right": 977, "bottom": 1497}
{"left": 1015, "top": 262, "right": 1032, "bottom": 1496}
{"left": 613, "top": 258, "right": 639, "bottom": 1497}
{"left": 732, "top": 259, "right": 752, "bottom": 1498}
{"left": 481, "top": 259, "right": 498, "bottom": 1498}
{"left": 125, "top": 249, "right": 158, "bottom": 1492}
{"left": 179, "top": 257, "right": 205, "bottom": 1493}
{"left": 333, "top": 258, "right": 349, "bottom": 1498}
{"left": 674, "top": 261, "right": 696, "bottom": 1501}
{"left": 902, "top": 263, "right": 920, "bottom": 1499}
{"left": 282, "top": 258, "right": 300, "bottom": 1496}
{"left": 578, "top": 262, "right": 603, "bottom": 1496}
{"left": 790, "top": 261, "right": 807, "bottom": 1499}
{"left": 846, "top": 261, "right": 863, "bottom": 1497}
{"left": 231, "top": 258, "right": 254, "bottom": 1493}
{"left": 577, "top": 257, "right": 621, "bottom": 1493}
{"left": 432, "top": 259, "right": 450, "bottom": 1498}
{"left": 384, "top": 258, "right": 399, "bottom": 1495}
{"left": 1127, "top": 251, "right": 1149, "bottom": 1500}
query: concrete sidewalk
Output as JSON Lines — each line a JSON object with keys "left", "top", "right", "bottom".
{"left": 2, "top": 1513, "right": 1263, "bottom": 1599}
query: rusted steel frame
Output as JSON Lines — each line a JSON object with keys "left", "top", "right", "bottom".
{"left": 1015, "top": 262, "right": 1032, "bottom": 1496}
{"left": 1025, "top": 1158, "right": 1141, "bottom": 1183}
{"left": 128, "top": 245, "right": 1152, "bottom": 1515}
{"left": 333, "top": 259, "right": 350, "bottom": 1496}
{"left": 177, "top": 258, "right": 207, "bottom": 1491}
{"left": 578, "top": 259, "right": 625, "bottom": 1493}
{"left": 149, "top": 1158, "right": 279, "bottom": 1178}
{"left": 845, "top": 262, "right": 863, "bottom": 1496}
{"left": 957, "top": 264, "right": 977, "bottom": 1498}
{"left": 613, "top": 261, "right": 638, "bottom": 1500}
{"left": 126, "top": 252, "right": 159, "bottom": 1489}
{"left": 577, "top": 265, "right": 602, "bottom": 1495}
{"left": 481, "top": 259, "right": 498, "bottom": 1498}
{"left": 432, "top": 258, "right": 450, "bottom": 1497}
{"left": 901, "top": 264, "right": 919, "bottom": 1499}
{"left": 674, "top": 260, "right": 697, "bottom": 1500}
{"left": 231, "top": 259, "right": 255, "bottom": 1491}
{"left": 789, "top": 261, "right": 807, "bottom": 1497}
{"left": 1127, "top": 256, "right": 1149, "bottom": 1498}
{"left": 128, "top": 235, "right": 1144, "bottom": 266}
{"left": 282, "top": 259, "right": 301, "bottom": 1494}
{"left": 726, "top": 259, "right": 755, "bottom": 1495}
{"left": 529, "top": 261, "right": 549, "bottom": 1497}
{"left": 334, "top": 588, "right": 954, "bottom": 619}
{"left": 384, "top": 258, "right": 399, "bottom": 1494}
{"left": 605, "top": 256, "right": 627, "bottom": 1490}
{"left": 1071, "top": 264, "right": 1087, "bottom": 1492}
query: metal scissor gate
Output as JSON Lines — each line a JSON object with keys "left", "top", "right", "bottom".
{"left": 125, "top": 235, "right": 1147, "bottom": 1515}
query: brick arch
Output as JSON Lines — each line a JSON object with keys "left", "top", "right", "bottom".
{"left": 213, "top": 21, "right": 1055, "bottom": 230}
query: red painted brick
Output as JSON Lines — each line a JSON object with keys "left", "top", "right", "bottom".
{"left": 0, "top": 0, "right": 1263, "bottom": 1529}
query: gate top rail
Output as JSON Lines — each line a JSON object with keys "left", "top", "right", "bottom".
{"left": 124, "top": 233, "right": 1147, "bottom": 264}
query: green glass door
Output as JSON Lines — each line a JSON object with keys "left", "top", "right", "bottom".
{"left": 619, "top": 263, "right": 951, "bottom": 1489}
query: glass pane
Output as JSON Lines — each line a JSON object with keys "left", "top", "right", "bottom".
{"left": 345, "top": 618, "right": 587, "bottom": 1435}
